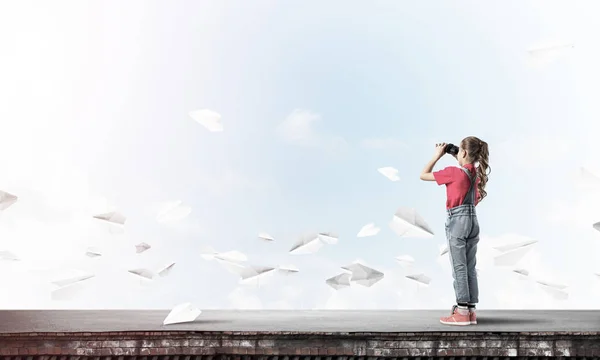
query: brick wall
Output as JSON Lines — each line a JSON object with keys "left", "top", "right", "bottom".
{"left": 0, "top": 331, "right": 598, "bottom": 358}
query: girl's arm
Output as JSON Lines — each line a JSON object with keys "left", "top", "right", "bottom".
{"left": 420, "top": 156, "right": 441, "bottom": 181}
{"left": 420, "top": 143, "right": 447, "bottom": 181}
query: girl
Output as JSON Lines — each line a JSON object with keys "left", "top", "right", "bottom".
{"left": 419, "top": 136, "right": 490, "bottom": 326}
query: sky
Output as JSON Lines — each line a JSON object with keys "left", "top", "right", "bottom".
{"left": 0, "top": 0, "right": 599, "bottom": 310}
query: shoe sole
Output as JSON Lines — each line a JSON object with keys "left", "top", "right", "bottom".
{"left": 470, "top": 321, "right": 477, "bottom": 324}
{"left": 440, "top": 320, "right": 470, "bottom": 326}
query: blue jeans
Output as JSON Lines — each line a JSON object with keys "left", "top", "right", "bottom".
{"left": 445, "top": 204, "right": 480, "bottom": 304}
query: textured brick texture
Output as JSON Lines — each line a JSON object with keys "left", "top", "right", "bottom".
{"left": 0, "top": 331, "right": 598, "bottom": 358}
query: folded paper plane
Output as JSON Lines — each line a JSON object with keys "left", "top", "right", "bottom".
{"left": 200, "top": 245, "right": 247, "bottom": 262}
{"left": 93, "top": 211, "right": 126, "bottom": 225}
{"left": 128, "top": 268, "right": 154, "bottom": 280}
{"left": 439, "top": 244, "right": 449, "bottom": 256}
{"left": 277, "top": 264, "right": 299, "bottom": 275}
{"left": 85, "top": 247, "right": 101, "bottom": 258}
{"left": 538, "top": 283, "right": 569, "bottom": 300}
{"left": 258, "top": 232, "right": 275, "bottom": 242}
{"left": 215, "top": 259, "right": 274, "bottom": 283}
{"left": 51, "top": 274, "right": 95, "bottom": 288}
{"left": 158, "top": 262, "right": 176, "bottom": 277}
{"left": 377, "top": 167, "right": 400, "bottom": 181}
{"left": 493, "top": 239, "right": 538, "bottom": 252}
{"left": 318, "top": 232, "right": 338, "bottom": 244}
{"left": 389, "top": 207, "right": 434, "bottom": 238}
{"left": 239, "top": 265, "right": 276, "bottom": 283}
{"left": 156, "top": 200, "right": 192, "bottom": 223}
{"left": 527, "top": 42, "right": 574, "bottom": 68}
{"left": 357, "top": 223, "right": 380, "bottom": 237}
{"left": 289, "top": 233, "right": 325, "bottom": 255}
{"left": 163, "top": 302, "right": 202, "bottom": 325}
{"left": 405, "top": 273, "right": 431, "bottom": 286}
{"left": 341, "top": 262, "right": 384, "bottom": 287}
{"left": 189, "top": 109, "right": 223, "bottom": 132}
{"left": 535, "top": 279, "right": 567, "bottom": 290}
{"left": 493, "top": 245, "right": 534, "bottom": 266}
{"left": 135, "top": 242, "right": 151, "bottom": 254}
{"left": 513, "top": 268, "right": 529, "bottom": 277}
{"left": 0, "top": 190, "right": 18, "bottom": 211}
{"left": 326, "top": 273, "right": 351, "bottom": 290}
{"left": 51, "top": 281, "right": 86, "bottom": 301}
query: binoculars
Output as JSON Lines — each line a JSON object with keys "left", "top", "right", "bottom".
{"left": 445, "top": 143, "right": 459, "bottom": 156}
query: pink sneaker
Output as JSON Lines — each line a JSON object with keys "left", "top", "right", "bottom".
{"left": 440, "top": 305, "right": 470, "bottom": 326}
{"left": 469, "top": 309, "right": 477, "bottom": 324}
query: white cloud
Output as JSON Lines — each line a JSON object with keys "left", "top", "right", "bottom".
{"left": 276, "top": 109, "right": 348, "bottom": 153}
{"left": 227, "top": 286, "right": 263, "bottom": 309}
{"left": 276, "top": 109, "right": 321, "bottom": 146}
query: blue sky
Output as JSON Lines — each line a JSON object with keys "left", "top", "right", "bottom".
{"left": 0, "top": 0, "right": 598, "bottom": 310}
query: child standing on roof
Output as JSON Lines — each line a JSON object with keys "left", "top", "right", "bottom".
{"left": 419, "top": 136, "right": 490, "bottom": 326}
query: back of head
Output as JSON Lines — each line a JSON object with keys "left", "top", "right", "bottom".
{"left": 460, "top": 136, "right": 491, "bottom": 202}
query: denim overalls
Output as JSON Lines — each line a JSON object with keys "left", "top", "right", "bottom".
{"left": 445, "top": 167, "right": 480, "bottom": 305}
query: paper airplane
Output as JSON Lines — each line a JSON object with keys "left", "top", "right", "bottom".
{"left": 215, "top": 258, "right": 246, "bottom": 275}
{"left": 163, "top": 302, "right": 202, "bottom": 325}
{"left": 189, "top": 109, "right": 223, "bottom": 132}
{"left": 156, "top": 200, "right": 191, "bottom": 223}
{"left": 51, "top": 281, "right": 87, "bottom": 301}
{"left": 200, "top": 246, "right": 247, "bottom": 262}
{"left": 258, "top": 232, "right": 274, "bottom": 242}
{"left": 51, "top": 274, "right": 95, "bottom": 288}
{"left": 0, "top": 251, "right": 19, "bottom": 261}
{"left": 395, "top": 255, "right": 415, "bottom": 269}
{"left": 493, "top": 239, "right": 538, "bottom": 252}
{"left": 341, "top": 262, "right": 384, "bottom": 287}
{"left": 288, "top": 232, "right": 339, "bottom": 254}
{"left": 157, "top": 262, "right": 176, "bottom": 277}
{"left": 135, "top": 242, "right": 151, "bottom": 254}
{"left": 326, "top": 273, "right": 351, "bottom": 290}
{"left": 93, "top": 211, "right": 126, "bottom": 225}
{"left": 389, "top": 207, "right": 434, "bottom": 238}
{"left": 579, "top": 167, "right": 600, "bottom": 186}
{"left": 535, "top": 279, "right": 567, "bottom": 290}
{"left": 513, "top": 268, "right": 529, "bottom": 277}
{"left": 85, "top": 247, "right": 102, "bottom": 258}
{"left": 493, "top": 245, "right": 534, "bottom": 266}
{"left": 319, "top": 232, "right": 338, "bottom": 244}
{"left": 378, "top": 167, "right": 400, "bottom": 181}
{"left": 239, "top": 265, "right": 276, "bottom": 282}
{"left": 0, "top": 190, "right": 18, "bottom": 211}
{"left": 439, "top": 244, "right": 449, "bottom": 256}
{"left": 538, "top": 283, "right": 569, "bottom": 300}
{"left": 128, "top": 268, "right": 154, "bottom": 280}
{"left": 527, "top": 42, "right": 574, "bottom": 68}
{"left": 405, "top": 273, "right": 431, "bottom": 286}
{"left": 277, "top": 264, "right": 299, "bottom": 275}
{"left": 357, "top": 223, "right": 380, "bottom": 237}
{"left": 214, "top": 258, "right": 274, "bottom": 282}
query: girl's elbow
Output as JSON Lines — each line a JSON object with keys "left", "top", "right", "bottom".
{"left": 420, "top": 173, "right": 435, "bottom": 181}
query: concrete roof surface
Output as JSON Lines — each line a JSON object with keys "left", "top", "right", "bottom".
{"left": 0, "top": 310, "right": 599, "bottom": 333}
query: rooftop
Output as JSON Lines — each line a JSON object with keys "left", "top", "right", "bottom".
{"left": 0, "top": 309, "right": 598, "bottom": 333}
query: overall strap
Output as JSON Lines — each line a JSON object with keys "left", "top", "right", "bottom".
{"left": 460, "top": 167, "right": 476, "bottom": 205}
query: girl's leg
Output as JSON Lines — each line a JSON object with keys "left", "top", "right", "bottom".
{"left": 447, "top": 234, "right": 470, "bottom": 304}
{"left": 465, "top": 235, "right": 479, "bottom": 305}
